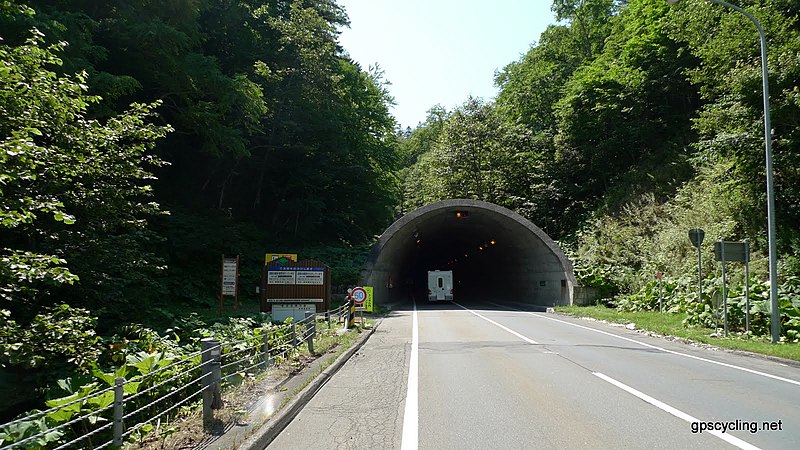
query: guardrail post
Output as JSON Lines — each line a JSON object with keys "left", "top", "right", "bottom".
{"left": 201, "top": 338, "right": 223, "bottom": 428}
{"left": 326, "top": 310, "right": 331, "bottom": 329}
{"left": 342, "top": 301, "right": 351, "bottom": 331}
{"left": 305, "top": 311, "right": 316, "bottom": 354}
{"left": 113, "top": 377, "right": 125, "bottom": 446}
{"left": 261, "top": 329, "right": 273, "bottom": 369}
{"left": 291, "top": 322, "right": 297, "bottom": 348}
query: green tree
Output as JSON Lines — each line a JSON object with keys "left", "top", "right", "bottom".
{"left": 0, "top": 25, "right": 170, "bottom": 317}
{"left": 498, "top": 0, "right": 699, "bottom": 236}
{"left": 397, "top": 106, "right": 450, "bottom": 212}
{"left": 0, "top": 13, "right": 171, "bottom": 413}
{"left": 551, "top": 0, "right": 623, "bottom": 60}
{"left": 495, "top": 0, "right": 619, "bottom": 132}
{"left": 667, "top": 0, "right": 800, "bottom": 259}
{"left": 4, "top": 0, "right": 401, "bottom": 274}
{"left": 401, "top": 98, "right": 535, "bottom": 214}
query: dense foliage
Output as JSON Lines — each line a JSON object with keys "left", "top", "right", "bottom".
{"left": 400, "top": 0, "right": 800, "bottom": 336}
{"left": 1, "top": 0, "right": 397, "bottom": 418}
{"left": 0, "top": 313, "right": 316, "bottom": 447}
{"left": 3, "top": 0, "right": 800, "bottom": 429}
{"left": 2, "top": 0, "right": 399, "bottom": 310}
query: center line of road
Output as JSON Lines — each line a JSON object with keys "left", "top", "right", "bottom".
{"left": 401, "top": 300, "right": 418, "bottom": 450}
{"left": 453, "top": 302, "right": 539, "bottom": 345}
{"left": 593, "top": 372, "right": 761, "bottom": 450}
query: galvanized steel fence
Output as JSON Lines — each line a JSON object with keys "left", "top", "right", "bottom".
{"left": 0, "top": 305, "right": 350, "bottom": 449}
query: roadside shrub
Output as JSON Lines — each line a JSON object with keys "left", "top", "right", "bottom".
{"left": 574, "top": 262, "right": 620, "bottom": 304}
{"left": 613, "top": 271, "right": 800, "bottom": 341}
{"left": 0, "top": 313, "right": 293, "bottom": 448}
{"left": 0, "top": 305, "right": 102, "bottom": 373}
{"left": 614, "top": 275, "right": 696, "bottom": 313}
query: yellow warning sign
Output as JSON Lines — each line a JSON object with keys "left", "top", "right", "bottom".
{"left": 363, "top": 286, "right": 374, "bottom": 312}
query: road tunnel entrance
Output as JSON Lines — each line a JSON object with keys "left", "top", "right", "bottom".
{"left": 362, "top": 199, "right": 576, "bottom": 307}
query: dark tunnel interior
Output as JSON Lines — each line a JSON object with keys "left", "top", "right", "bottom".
{"left": 395, "top": 211, "right": 523, "bottom": 301}
{"left": 363, "top": 200, "right": 575, "bottom": 307}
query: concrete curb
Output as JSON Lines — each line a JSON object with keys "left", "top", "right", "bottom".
{"left": 238, "top": 320, "right": 381, "bottom": 450}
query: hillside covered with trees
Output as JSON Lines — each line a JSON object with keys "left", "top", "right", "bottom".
{"left": 1, "top": 0, "right": 399, "bottom": 418}
{"left": 1, "top": 0, "right": 799, "bottom": 423}
{"left": 400, "top": 0, "right": 800, "bottom": 333}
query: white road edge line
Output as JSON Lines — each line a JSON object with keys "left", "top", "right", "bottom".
{"left": 487, "top": 302, "right": 800, "bottom": 387}
{"left": 453, "top": 302, "right": 539, "bottom": 345}
{"left": 526, "top": 309, "right": 800, "bottom": 387}
{"left": 593, "top": 372, "right": 761, "bottom": 450}
{"left": 400, "top": 301, "right": 418, "bottom": 450}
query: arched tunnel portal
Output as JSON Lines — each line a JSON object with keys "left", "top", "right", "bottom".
{"left": 361, "top": 199, "right": 577, "bottom": 307}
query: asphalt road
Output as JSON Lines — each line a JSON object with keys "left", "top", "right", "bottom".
{"left": 266, "top": 300, "right": 800, "bottom": 449}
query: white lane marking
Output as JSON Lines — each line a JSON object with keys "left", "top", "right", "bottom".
{"left": 525, "top": 311, "right": 800, "bottom": 387}
{"left": 400, "top": 301, "right": 418, "bottom": 450}
{"left": 453, "top": 302, "right": 539, "bottom": 345}
{"left": 593, "top": 372, "right": 761, "bottom": 450}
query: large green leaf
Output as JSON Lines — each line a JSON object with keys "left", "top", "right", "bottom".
{"left": 86, "top": 390, "right": 114, "bottom": 410}
{"left": 45, "top": 392, "right": 82, "bottom": 423}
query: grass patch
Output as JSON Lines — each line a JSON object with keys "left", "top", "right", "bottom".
{"left": 556, "top": 305, "right": 800, "bottom": 362}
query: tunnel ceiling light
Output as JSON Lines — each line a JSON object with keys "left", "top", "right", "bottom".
{"left": 490, "top": 240, "right": 496, "bottom": 245}
{"left": 454, "top": 210, "right": 469, "bottom": 219}
{"left": 479, "top": 246, "right": 484, "bottom": 251}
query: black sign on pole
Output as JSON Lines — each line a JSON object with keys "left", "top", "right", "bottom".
{"left": 714, "top": 241, "right": 749, "bottom": 262}
{"left": 689, "top": 228, "right": 705, "bottom": 248}
{"left": 718, "top": 240, "right": 729, "bottom": 337}
{"left": 713, "top": 240, "right": 752, "bottom": 334}
{"left": 689, "top": 228, "right": 705, "bottom": 304}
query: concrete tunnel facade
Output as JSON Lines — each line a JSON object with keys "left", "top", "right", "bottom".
{"left": 361, "top": 199, "right": 577, "bottom": 307}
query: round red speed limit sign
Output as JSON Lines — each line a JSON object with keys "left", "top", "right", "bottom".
{"left": 351, "top": 287, "right": 367, "bottom": 305}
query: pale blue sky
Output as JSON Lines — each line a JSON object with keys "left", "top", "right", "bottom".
{"left": 336, "top": 0, "right": 556, "bottom": 128}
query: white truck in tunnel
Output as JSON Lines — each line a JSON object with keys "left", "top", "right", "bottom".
{"left": 427, "top": 270, "right": 454, "bottom": 302}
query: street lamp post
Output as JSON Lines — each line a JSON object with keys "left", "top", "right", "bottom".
{"left": 668, "top": 0, "right": 780, "bottom": 342}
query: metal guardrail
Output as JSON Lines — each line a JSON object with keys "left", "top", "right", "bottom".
{"left": 0, "top": 304, "right": 352, "bottom": 449}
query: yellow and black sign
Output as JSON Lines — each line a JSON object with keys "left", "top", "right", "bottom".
{"left": 265, "top": 253, "right": 298, "bottom": 265}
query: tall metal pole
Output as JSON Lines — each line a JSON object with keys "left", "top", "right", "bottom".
{"left": 710, "top": 0, "right": 779, "bottom": 342}
{"left": 720, "top": 240, "right": 728, "bottom": 337}
{"left": 670, "top": 0, "right": 780, "bottom": 342}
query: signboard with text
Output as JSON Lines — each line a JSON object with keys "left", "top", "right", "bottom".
{"left": 296, "top": 269, "right": 325, "bottom": 285}
{"left": 267, "top": 269, "right": 296, "bottom": 285}
{"left": 221, "top": 256, "right": 239, "bottom": 297}
{"left": 363, "top": 286, "right": 374, "bottom": 312}
{"left": 261, "top": 259, "right": 331, "bottom": 318}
